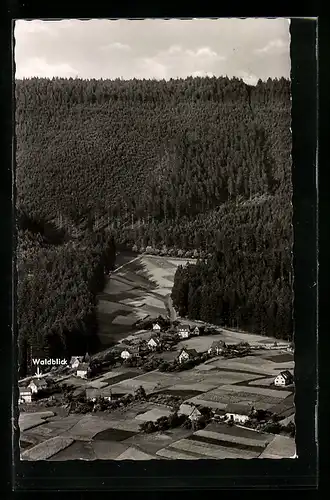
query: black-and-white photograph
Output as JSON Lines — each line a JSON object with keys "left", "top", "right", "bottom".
{"left": 15, "top": 18, "right": 295, "bottom": 461}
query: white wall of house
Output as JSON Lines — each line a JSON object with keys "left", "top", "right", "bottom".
{"left": 178, "top": 352, "right": 189, "bottom": 363}
{"left": 28, "top": 383, "right": 38, "bottom": 394}
{"left": 226, "top": 413, "right": 249, "bottom": 424}
{"left": 179, "top": 331, "right": 190, "bottom": 338}
{"left": 76, "top": 370, "right": 87, "bottom": 378}
{"left": 274, "top": 375, "right": 286, "bottom": 386}
{"left": 20, "top": 393, "right": 32, "bottom": 403}
{"left": 121, "top": 351, "right": 131, "bottom": 359}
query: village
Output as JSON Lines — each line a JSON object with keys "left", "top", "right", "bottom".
{"left": 18, "top": 316, "right": 295, "bottom": 461}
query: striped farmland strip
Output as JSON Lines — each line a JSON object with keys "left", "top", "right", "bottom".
{"left": 156, "top": 447, "right": 205, "bottom": 460}
{"left": 21, "top": 436, "right": 75, "bottom": 461}
{"left": 218, "top": 384, "right": 291, "bottom": 399}
{"left": 171, "top": 438, "right": 260, "bottom": 459}
{"left": 187, "top": 434, "right": 265, "bottom": 453}
{"left": 193, "top": 429, "right": 270, "bottom": 448}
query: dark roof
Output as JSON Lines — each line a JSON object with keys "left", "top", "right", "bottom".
{"left": 122, "top": 346, "right": 140, "bottom": 354}
{"left": 148, "top": 336, "right": 160, "bottom": 343}
{"left": 279, "top": 370, "right": 293, "bottom": 381}
{"left": 29, "top": 378, "right": 47, "bottom": 387}
{"left": 178, "top": 324, "right": 190, "bottom": 330}
{"left": 77, "top": 363, "right": 89, "bottom": 370}
{"left": 180, "top": 348, "right": 198, "bottom": 357}
{"left": 70, "top": 356, "right": 84, "bottom": 362}
{"left": 225, "top": 403, "right": 252, "bottom": 416}
{"left": 211, "top": 340, "right": 226, "bottom": 348}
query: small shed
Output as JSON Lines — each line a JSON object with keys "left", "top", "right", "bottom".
{"left": 152, "top": 323, "right": 161, "bottom": 332}
{"left": 147, "top": 336, "right": 161, "bottom": 350}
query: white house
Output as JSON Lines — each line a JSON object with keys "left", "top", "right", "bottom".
{"left": 28, "top": 378, "right": 47, "bottom": 394}
{"left": 192, "top": 326, "right": 201, "bottom": 336}
{"left": 147, "top": 336, "right": 160, "bottom": 350}
{"left": 274, "top": 370, "right": 294, "bottom": 387}
{"left": 76, "top": 362, "right": 90, "bottom": 378}
{"left": 70, "top": 356, "right": 84, "bottom": 369}
{"left": 152, "top": 323, "right": 161, "bottom": 332}
{"left": 19, "top": 387, "right": 32, "bottom": 403}
{"left": 178, "top": 348, "right": 198, "bottom": 364}
{"left": 120, "top": 346, "right": 140, "bottom": 360}
{"left": 178, "top": 324, "right": 190, "bottom": 339}
{"left": 225, "top": 403, "right": 251, "bottom": 424}
{"left": 178, "top": 403, "right": 202, "bottom": 421}
{"left": 208, "top": 340, "right": 226, "bottom": 356}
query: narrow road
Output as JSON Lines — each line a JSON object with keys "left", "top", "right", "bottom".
{"left": 166, "top": 294, "right": 177, "bottom": 322}
{"left": 112, "top": 254, "right": 142, "bottom": 274}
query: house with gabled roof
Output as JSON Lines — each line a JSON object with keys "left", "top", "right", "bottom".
{"left": 28, "top": 377, "right": 47, "bottom": 394}
{"left": 152, "top": 322, "right": 162, "bottom": 332}
{"left": 225, "top": 403, "right": 252, "bottom": 424}
{"left": 70, "top": 356, "right": 84, "bottom": 369}
{"left": 208, "top": 340, "right": 226, "bottom": 356}
{"left": 76, "top": 362, "right": 90, "bottom": 378}
{"left": 177, "top": 347, "right": 199, "bottom": 364}
{"left": 178, "top": 403, "right": 202, "bottom": 421}
{"left": 274, "top": 370, "right": 294, "bottom": 387}
{"left": 177, "top": 324, "right": 191, "bottom": 339}
{"left": 147, "top": 335, "right": 161, "bottom": 350}
{"left": 19, "top": 386, "right": 32, "bottom": 403}
{"left": 121, "top": 346, "right": 141, "bottom": 360}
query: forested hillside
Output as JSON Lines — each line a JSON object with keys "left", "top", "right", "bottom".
{"left": 15, "top": 76, "right": 292, "bottom": 365}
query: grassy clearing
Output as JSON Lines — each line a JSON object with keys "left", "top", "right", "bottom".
{"left": 116, "top": 446, "right": 158, "bottom": 460}
{"left": 171, "top": 438, "right": 259, "bottom": 459}
{"left": 193, "top": 429, "right": 268, "bottom": 449}
{"left": 103, "top": 279, "right": 133, "bottom": 294}
{"left": 205, "top": 422, "right": 271, "bottom": 442}
{"left": 135, "top": 407, "right": 172, "bottom": 422}
{"left": 64, "top": 414, "right": 116, "bottom": 440}
{"left": 157, "top": 389, "right": 202, "bottom": 399}
{"left": 93, "top": 428, "right": 137, "bottom": 441}
{"left": 156, "top": 447, "right": 204, "bottom": 460}
{"left": 219, "top": 384, "right": 291, "bottom": 399}
{"left": 101, "top": 371, "right": 141, "bottom": 386}
{"left": 259, "top": 434, "right": 296, "bottom": 459}
{"left": 48, "top": 440, "right": 95, "bottom": 461}
{"left": 91, "top": 440, "right": 130, "bottom": 460}
{"left": 187, "top": 434, "right": 265, "bottom": 453}
{"left": 21, "top": 436, "right": 75, "bottom": 461}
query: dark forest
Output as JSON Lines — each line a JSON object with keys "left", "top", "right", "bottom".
{"left": 15, "top": 76, "right": 292, "bottom": 374}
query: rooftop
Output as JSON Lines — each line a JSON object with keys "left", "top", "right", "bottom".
{"left": 225, "top": 403, "right": 252, "bottom": 416}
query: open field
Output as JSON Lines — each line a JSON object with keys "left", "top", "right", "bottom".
{"left": 96, "top": 254, "right": 196, "bottom": 345}
{"left": 19, "top": 254, "right": 294, "bottom": 461}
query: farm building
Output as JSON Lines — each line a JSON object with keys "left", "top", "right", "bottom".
{"left": 178, "top": 347, "right": 199, "bottom": 364}
{"left": 147, "top": 336, "right": 161, "bottom": 350}
{"left": 274, "top": 370, "right": 294, "bottom": 386}
{"left": 28, "top": 377, "right": 47, "bottom": 394}
{"left": 177, "top": 324, "right": 191, "bottom": 339}
{"left": 70, "top": 356, "right": 84, "bottom": 369}
{"left": 120, "top": 346, "right": 140, "bottom": 360}
{"left": 178, "top": 403, "right": 202, "bottom": 421}
{"left": 225, "top": 403, "right": 252, "bottom": 424}
{"left": 152, "top": 323, "right": 161, "bottom": 332}
{"left": 208, "top": 340, "right": 226, "bottom": 356}
{"left": 86, "top": 387, "right": 112, "bottom": 402}
{"left": 19, "top": 387, "right": 32, "bottom": 403}
{"left": 76, "top": 363, "right": 90, "bottom": 378}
